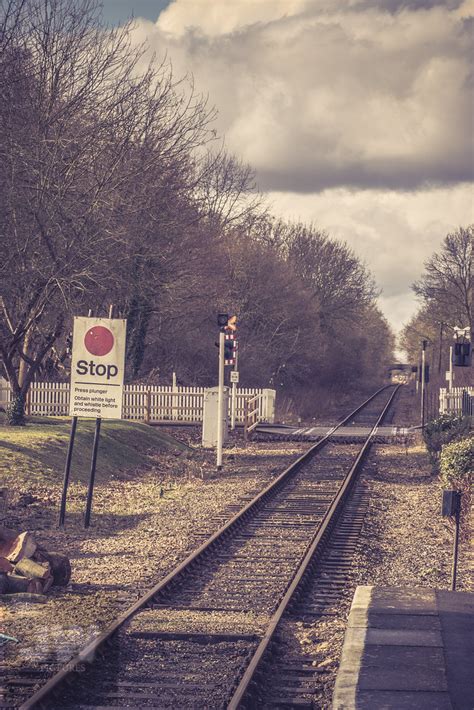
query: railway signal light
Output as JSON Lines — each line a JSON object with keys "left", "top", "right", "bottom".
{"left": 226, "top": 315, "right": 237, "bottom": 332}
{"left": 217, "top": 313, "right": 229, "bottom": 329}
{"left": 453, "top": 342, "right": 472, "bottom": 367}
{"left": 224, "top": 334, "right": 237, "bottom": 365}
{"left": 217, "top": 313, "right": 238, "bottom": 333}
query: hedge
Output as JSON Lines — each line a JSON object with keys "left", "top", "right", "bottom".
{"left": 439, "top": 436, "right": 474, "bottom": 491}
{"left": 439, "top": 436, "right": 473, "bottom": 537}
{"left": 423, "top": 414, "right": 471, "bottom": 466}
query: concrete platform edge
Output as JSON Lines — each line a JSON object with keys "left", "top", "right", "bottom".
{"left": 332, "top": 586, "right": 372, "bottom": 709}
{"left": 333, "top": 585, "right": 474, "bottom": 710}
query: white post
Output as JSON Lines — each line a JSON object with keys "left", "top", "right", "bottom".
{"left": 172, "top": 371, "right": 177, "bottom": 420}
{"left": 231, "top": 350, "right": 238, "bottom": 430}
{"left": 216, "top": 331, "right": 225, "bottom": 470}
{"left": 262, "top": 388, "right": 276, "bottom": 423}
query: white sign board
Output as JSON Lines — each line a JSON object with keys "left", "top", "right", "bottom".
{"left": 69, "top": 317, "right": 126, "bottom": 419}
{"left": 230, "top": 371, "right": 240, "bottom": 383}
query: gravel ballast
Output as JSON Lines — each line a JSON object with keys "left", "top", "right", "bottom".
{"left": 275, "top": 437, "right": 471, "bottom": 708}
{"left": 0, "top": 438, "right": 307, "bottom": 670}
{"left": 1, "top": 410, "right": 471, "bottom": 709}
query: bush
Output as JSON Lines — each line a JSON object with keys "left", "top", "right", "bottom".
{"left": 440, "top": 436, "right": 474, "bottom": 491}
{"left": 423, "top": 414, "right": 471, "bottom": 465}
{"left": 439, "top": 436, "right": 473, "bottom": 537}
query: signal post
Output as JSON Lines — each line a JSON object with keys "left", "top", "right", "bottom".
{"left": 216, "top": 314, "right": 238, "bottom": 470}
{"left": 216, "top": 328, "right": 225, "bottom": 469}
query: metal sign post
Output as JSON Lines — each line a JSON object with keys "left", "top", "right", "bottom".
{"left": 60, "top": 308, "right": 126, "bottom": 528}
{"left": 216, "top": 330, "right": 225, "bottom": 470}
{"left": 58, "top": 416, "right": 78, "bottom": 527}
{"left": 451, "top": 499, "right": 461, "bottom": 591}
{"left": 84, "top": 417, "right": 102, "bottom": 528}
{"left": 441, "top": 490, "right": 462, "bottom": 591}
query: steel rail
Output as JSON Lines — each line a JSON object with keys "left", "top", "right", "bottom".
{"left": 20, "top": 384, "right": 397, "bottom": 710}
{"left": 227, "top": 384, "right": 400, "bottom": 709}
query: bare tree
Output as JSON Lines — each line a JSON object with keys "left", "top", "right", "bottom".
{"left": 195, "top": 148, "right": 266, "bottom": 232}
{"left": 277, "top": 221, "right": 378, "bottom": 331}
{"left": 401, "top": 226, "right": 474, "bottom": 388}
{"left": 413, "top": 225, "right": 473, "bottom": 334}
{"left": 0, "top": 0, "right": 214, "bottom": 423}
{"left": 0, "top": 0, "right": 25, "bottom": 57}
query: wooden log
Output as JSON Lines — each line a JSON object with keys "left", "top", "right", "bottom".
{"left": 6, "top": 574, "right": 31, "bottom": 594}
{"left": 34, "top": 549, "right": 71, "bottom": 586}
{"left": 14, "top": 557, "right": 50, "bottom": 580}
{"left": 6, "top": 574, "right": 39, "bottom": 593}
{"left": 0, "top": 556, "right": 14, "bottom": 574}
{"left": 42, "top": 575, "right": 54, "bottom": 593}
{"left": 30, "top": 578, "right": 44, "bottom": 594}
{"left": 0, "top": 573, "right": 8, "bottom": 594}
{"left": 5, "top": 574, "right": 43, "bottom": 594}
{"left": 0, "top": 531, "right": 37, "bottom": 563}
{"left": 6, "top": 574, "right": 28, "bottom": 593}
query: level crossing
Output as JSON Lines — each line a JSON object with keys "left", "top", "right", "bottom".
{"left": 255, "top": 422, "right": 414, "bottom": 440}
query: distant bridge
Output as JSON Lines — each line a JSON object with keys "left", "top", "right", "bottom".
{"left": 388, "top": 363, "right": 413, "bottom": 371}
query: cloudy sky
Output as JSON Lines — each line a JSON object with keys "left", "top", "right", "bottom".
{"left": 102, "top": 0, "right": 474, "bottom": 346}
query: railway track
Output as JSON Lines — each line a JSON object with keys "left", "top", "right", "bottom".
{"left": 238, "top": 477, "right": 372, "bottom": 708}
{"left": 5, "top": 384, "right": 399, "bottom": 709}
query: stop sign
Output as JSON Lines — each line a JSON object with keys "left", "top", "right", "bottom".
{"left": 84, "top": 325, "right": 114, "bottom": 357}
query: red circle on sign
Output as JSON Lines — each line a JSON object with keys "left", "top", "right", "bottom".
{"left": 84, "top": 326, "right": 114, "bottom": 357}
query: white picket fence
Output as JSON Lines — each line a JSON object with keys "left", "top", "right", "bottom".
{"left": 439, "top": 386, "right": 474, "bottom": 417}
{"left": 0, "top": 380, "right": 275, "bottom": 424}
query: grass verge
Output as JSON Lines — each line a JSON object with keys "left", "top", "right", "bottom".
{"left": 0, "top": 414, "right": 190, "bottom": 487}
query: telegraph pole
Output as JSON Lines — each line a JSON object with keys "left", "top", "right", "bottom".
{"left": 420, "top": 339, "right": 427, "bottom": 429}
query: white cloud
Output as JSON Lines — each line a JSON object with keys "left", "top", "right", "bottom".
{"left": 267, "top": 183, "right": 474, "bottom": 332}
{"left": 130, "top": 1, "right": 474, "bottom": 334}
{"left": 143, "top": 0, "right": 474, "bottom": 191}
{"left": 157, "top": 0, "right": 309, "bottom": 36}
